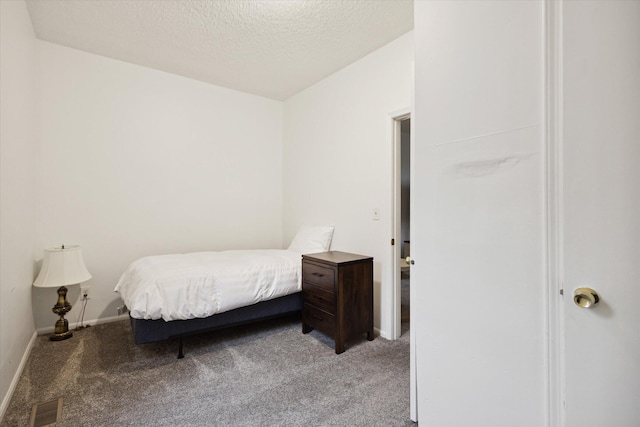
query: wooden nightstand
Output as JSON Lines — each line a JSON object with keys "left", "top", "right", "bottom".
{"left": 301, "top": 251, "right": 374, "bottom": 354}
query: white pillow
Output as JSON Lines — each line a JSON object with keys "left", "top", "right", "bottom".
{"left": 287, "top": 225, "right": 334, "bottom": 254}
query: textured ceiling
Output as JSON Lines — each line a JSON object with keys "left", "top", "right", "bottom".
{"left": 26, "top": 0, "right": 413, "bottom": 100}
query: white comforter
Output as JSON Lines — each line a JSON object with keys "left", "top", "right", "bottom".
{"left": 114, "top": 249, "right": 302, "bottom": 321}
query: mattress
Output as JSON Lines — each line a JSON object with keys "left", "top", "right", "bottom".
{"left": 114, "top": 249, "right": 302, "bottom": 321}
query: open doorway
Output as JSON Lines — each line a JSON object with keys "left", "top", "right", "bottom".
{"left": 392, "top": 114, "right": 411, "bottom": 338}
{"left": 399, "top": 118, "right": 411, "bottom": 335}
{"left": 391, "top": 111, "right": 414, "bottom": 419}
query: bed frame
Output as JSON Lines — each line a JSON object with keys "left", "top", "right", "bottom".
{"left": 129, "top": 292, "right": 302, "bottom": 358}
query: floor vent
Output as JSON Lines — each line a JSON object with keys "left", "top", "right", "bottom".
{"left": 30, "top": 397, "right": 63, "bottom": 427}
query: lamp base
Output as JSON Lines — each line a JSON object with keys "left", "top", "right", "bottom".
{"left": 50, "top": 330, "right": 73, "bottom": 341}
{"left": 50, "top": 286, "right": 73, "bottom": 341}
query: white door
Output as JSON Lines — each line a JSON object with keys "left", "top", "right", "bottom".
{"left": 561, "top": 2, "right": 640, "bottom": 426}
{"left": 412, "top": 1, "right": 639, "bottom": 426}
{"left": 412, "top": 2, "right": 546, "bottom": 425}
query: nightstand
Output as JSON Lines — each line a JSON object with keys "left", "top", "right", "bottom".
{"left": 301, "top": 251, "right": 374, "bottom": 354}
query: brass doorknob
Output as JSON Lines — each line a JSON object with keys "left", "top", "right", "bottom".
{"left": 405, "top": 256, "right": 414, "bottom": 265}
{"left": 573, "top": 287, "right": 599, "bottom": 308}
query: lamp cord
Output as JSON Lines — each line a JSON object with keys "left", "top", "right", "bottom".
{"left": 75, "top": 294, "right": 89, "bottom": 330}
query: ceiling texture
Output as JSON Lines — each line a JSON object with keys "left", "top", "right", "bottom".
{"left": 26, "top": 0, "right": 414, "bottom": 100}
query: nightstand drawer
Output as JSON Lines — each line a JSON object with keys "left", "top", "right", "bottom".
{"left": 303, "top": 283, "right": 335, "bottom": 314}
{"left": 302, "top": 262, "right": 334, "bottom": 291}
{"left": 302, "top": 303, "right": 335, "bottom": 332}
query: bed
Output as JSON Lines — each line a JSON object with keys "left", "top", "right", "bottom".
{"left": 114, "top": 225, "right": 334, "bottom": 357}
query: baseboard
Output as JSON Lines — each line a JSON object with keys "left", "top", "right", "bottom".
{"left": 0, "top": 330, "right": 37, "bottom": 422}
{"left": 36, "top": 315, "right": 128, "bottom": 335}
{"left": 376, "top": 327, "right": 392, "bottom": 340}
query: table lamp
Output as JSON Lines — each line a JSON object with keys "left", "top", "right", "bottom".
{"left": 33, "top": 245, "right": 92, "bottom": 341}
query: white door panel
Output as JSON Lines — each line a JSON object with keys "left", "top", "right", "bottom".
{"left": 413, "top": 1, "right": 639, "bottom": 425}
{"left": 413, "top": 2, "right": 546, "bottom": 425}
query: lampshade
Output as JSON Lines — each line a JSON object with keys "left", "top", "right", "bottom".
{"left": 33, "top": 245, "right": 92, "bottom": 288}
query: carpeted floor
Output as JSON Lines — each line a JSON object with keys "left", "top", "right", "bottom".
{"left": 2, "top": 315, "right": 413, "bottom": 426}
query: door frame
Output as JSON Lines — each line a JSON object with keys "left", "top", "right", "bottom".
{"left": 388, "top": 107, "right": 415, "bottom": 421}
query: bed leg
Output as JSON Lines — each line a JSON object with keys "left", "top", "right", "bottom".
{"left": 177, "top": 338, "right": 184, "bottom": 359}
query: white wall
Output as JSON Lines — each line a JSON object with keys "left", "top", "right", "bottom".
{"left": 0, "top": 0, "right": 38, "bottom": 416}
{"left": 283, "top": 32, "right": 414, "bottom": 337}
{"left": 34, "top": 42, "right": 284, "bottom": 330}
{"left": 413, "top": 1, "right": 545, "bottom": 425}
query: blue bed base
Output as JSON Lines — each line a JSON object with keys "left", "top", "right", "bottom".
{"left": 129, "top": 292, "right": 302, "bottom": 356}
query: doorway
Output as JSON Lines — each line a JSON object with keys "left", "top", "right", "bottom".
{"left": 399, "top": 118, "right": 411, "bottom": 335}
{"left": 392, "top": 114, "right": 411, "bottom": 338}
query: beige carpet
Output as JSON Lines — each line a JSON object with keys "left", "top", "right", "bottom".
{"left": 2, "top": 315, "right": 413, "bottom": 426}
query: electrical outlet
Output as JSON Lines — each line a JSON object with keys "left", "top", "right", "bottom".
{"left": 80, "top": 286, "right": 90, "bottom": 299}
